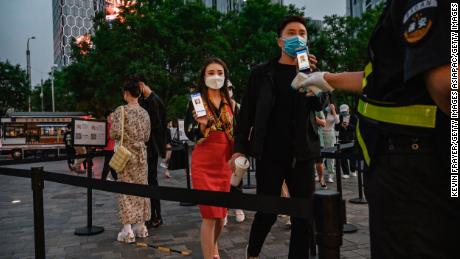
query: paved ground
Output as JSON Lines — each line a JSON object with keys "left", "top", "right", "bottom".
{"left": 0, "top": 157, "right": 370, "bottom": 259}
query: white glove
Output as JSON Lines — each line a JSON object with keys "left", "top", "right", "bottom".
{"left": 291, "top": 72, "right": 334, "bottom": 93}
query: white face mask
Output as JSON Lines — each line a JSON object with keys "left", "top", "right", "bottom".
{"left": 205, "top": 75, "right": 225, "bottom": 90}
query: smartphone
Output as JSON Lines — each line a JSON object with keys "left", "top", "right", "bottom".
{"left": 191, "top": 92, "right": 207, "bottom": 117}
{"left": 296, "top": 46, "right": 311, "bottom": 73}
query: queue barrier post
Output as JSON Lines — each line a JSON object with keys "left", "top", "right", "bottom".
{"left": 314, "top": 190, "right": 342, "bottom": 259}
{"left": 334, "top": 144, "right": 358, "bottom": 233}
{"left": 75, "top": 153, "right": 104, "bottom": 236}
{"left": 31, "top": 166, "right": 46, "bottom": 259}
{"left": 243, "top": 157, "right": 256, "bottom": 189}
{"left": 349, "top": 160, "right": 367, "bottom": 204}
{"left": 180, "top": 142, "right": 195, "bottom": 207}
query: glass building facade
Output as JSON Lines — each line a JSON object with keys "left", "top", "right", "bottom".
{"left": 52, "top": 0, "right": 104, "bottom": 68}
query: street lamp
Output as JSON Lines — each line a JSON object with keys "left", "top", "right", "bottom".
{"left": 50, "top": 64, "right": 58, "bottom": 112}
{"left": 40, "top": 78, "right": 44, "bottom": 112}
{"left": 27, "top": 36, "right": 36, "bottom": 112}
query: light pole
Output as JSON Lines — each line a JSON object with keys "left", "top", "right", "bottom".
{"left": 51, "top": 64, "right": 57, "bottom": 112}
{"left": 27, "top": 36, "right": 36, "bottom": 112}
{"left": 40, "top": 78, "right": 44, "bottom": 111}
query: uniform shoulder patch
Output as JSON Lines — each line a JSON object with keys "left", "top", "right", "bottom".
{"left": 403, "top": 0, "right": 438, "bottom": 44}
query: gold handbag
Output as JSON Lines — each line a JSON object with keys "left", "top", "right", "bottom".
{"left": 109, "top": 106, "right": 132, "bottom": 173}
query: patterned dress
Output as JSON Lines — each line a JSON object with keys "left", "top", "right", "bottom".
{"left": 110, "top": 104, "right": 151, "bottom": 225}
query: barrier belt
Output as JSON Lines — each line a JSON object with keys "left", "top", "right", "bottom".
{"left": 0, "top": 168, "right": 311, "bottom": 219}
{"left": 0, "top": 151, "right": 113, "bottom": 166}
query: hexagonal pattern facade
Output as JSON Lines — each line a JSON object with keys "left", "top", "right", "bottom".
{"left": 53, "top": 0, "right": 250, "bottom": 68}
{"left": 53, "top": 0, "right": 104, "bottom": 68}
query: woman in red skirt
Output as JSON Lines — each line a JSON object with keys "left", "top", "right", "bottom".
{"left": 184, "top": 58, "right": 236, "bottom": 259}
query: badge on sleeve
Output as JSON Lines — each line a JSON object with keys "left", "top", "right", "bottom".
{"left": 403, "top": 0, "right": 438, "bottom": 44}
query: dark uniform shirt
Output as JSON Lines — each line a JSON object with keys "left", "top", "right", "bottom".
{"left": 359, "top": 0, "right": 450, "bottom": 165}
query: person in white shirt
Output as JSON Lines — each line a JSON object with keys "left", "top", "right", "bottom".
{"left": 322, "top": 101, "right": 339, "bottom": 183}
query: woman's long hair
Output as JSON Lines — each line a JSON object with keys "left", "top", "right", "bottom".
{"left": 197, "top": 57, "right": 233, "bottom": 114}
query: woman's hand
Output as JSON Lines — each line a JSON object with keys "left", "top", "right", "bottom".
{"left": 192, "top": 110, "right": 208, "bottom": 132}
{"left": 229, "top": 152, "right": 245, "bottom": 171}
{"left": 330, "top": 103, "right": 336, "bottom": 115}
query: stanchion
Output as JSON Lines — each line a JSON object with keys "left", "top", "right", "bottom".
{"left": 314, "top": 190, "right": 342, "bottom": 259}
{"left": 75, "top": 154, "right": 104, "bottom": 235}
{"left": 180, "top": 142, "right": 195, "bottom": 207}
{"left": 243, "top": 157, "right": 256, "bottom": 189}
{"left": 349, "top": 160, "right": 367, "bottom": 204}
{"left": 335, "top": 144, "right": 358, "bottom": 234}
{"left": 31, "top": 167, "right": 46, "bottom": 259}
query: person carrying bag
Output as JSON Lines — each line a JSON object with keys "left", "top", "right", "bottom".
{"left": 109, "top": 106, "right": 132, "bottom": 173}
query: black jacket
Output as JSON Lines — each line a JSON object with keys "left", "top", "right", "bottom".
{"left": 234, "top": 58, "right": 326, "bottom": 159}
{"left": 140, "top": 92, "right": 167, "bottom": 158}
{"left": 336, "top": 114, "right": 357, "bottom": 144}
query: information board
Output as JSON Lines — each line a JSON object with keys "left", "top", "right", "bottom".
{"left": 72, "top": 119, "right": 107, "bottom": 147}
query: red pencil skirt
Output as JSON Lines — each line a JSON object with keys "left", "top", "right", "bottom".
{"left": 191, "top": 131, "right": 232, "bottom": 219}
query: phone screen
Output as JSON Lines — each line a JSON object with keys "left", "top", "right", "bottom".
{"left": 191, "top": 93, "right": 207, "bottom": 117}
{"left": 296, "top": 47, "right": 311, "bottom": 73}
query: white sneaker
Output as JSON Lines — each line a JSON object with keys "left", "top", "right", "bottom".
{"left": 327, "top": 176, "right": 334, "bottom": 183}
{"left": 117, "top": 229, "right": 135, "bottom": 243}
{"left": 246, "top": 245, "right": 259, "bottom": 259}
{"left": 235, "top": 209, "right": 245, "bottom": 223}
{"left": 342, "top": 174, "right": 350, "bottom": 179}
{"left": 132, "top": 223, "right": 148, "bottom": 238}
{"left": 350, "top": 171, "right": 358, "bottom": 177}
{"left": 159, "top": 161, "right": 168, "bottom": 169}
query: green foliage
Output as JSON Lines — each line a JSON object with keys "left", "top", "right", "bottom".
{"left": 0, "top": 61, "right": 29, "bottom": 115}
{"left": 60, "top": 0, "right": 384, "bottom": 117}
{"left": 31, "top": 70, "right": 77, "bottom": 112}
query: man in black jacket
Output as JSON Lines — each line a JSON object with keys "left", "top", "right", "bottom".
{"left": 230, "top": 16, "right": 326, "bottom": 258}
{"left": 137, "top": 77, "right": 167, "bottom": 229}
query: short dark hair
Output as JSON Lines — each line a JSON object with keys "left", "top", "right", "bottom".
{"left": 123, "top": 80, "right": 141, "bottom": 98}
{"left": 130, "top": 75, "right": 147, "bottom": 84}
{"left": 277, "top": 16, "right": 307, "bottom": 37}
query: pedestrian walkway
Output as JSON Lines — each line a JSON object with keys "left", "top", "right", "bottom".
{"left": 0, "top": 158, "right": 370, "bottom": 258}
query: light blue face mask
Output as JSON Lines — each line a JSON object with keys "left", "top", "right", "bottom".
{"left": 283, "top": 36, "right": 307, "bottom": 57}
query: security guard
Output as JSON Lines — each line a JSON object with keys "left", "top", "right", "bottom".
{"left": 298, "top": 0, "right": 458, "bottom": 258}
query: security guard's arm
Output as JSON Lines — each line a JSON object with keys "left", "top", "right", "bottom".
{"left": 324, "top": 72, "right": 364, "bottom": 93}
{"left": 298, "top": 71, "right": 364, "bottom": 94}
{"left": 425, "top": 65, "right": 450, "bottom": 115}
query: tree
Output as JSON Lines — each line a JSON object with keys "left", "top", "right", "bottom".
{"left": 0, "top": 61, "right": 29, "bottom": 115}
{"left": 31, "top": 70, "right": 77, "bottom": 112}
{"left": 62, "top": 0, "right": 304, "bottom": 118}
{"left": 61, "top": 0, "right": 382, "bottom": 117}
{"left": 310, "top": 4, "right": 384, "bottom": 108}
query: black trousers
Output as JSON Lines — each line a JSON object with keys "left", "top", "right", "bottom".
{"left": 340, "top": 145, "right": 356, "bottom": 175}
{"left": 247, "top": 157, "right": 315, "bottom": 258}
{"left": 101, "top": 151, "right": 117, "bottom": 180}
{"left": 66, "top": 147, "right": 75, "bottom": 169}
{"left": 364, "top": 143, "right": 459, "bottom": 258}
{"left": 147, "top": 153, "right": 162, "bottom": 221}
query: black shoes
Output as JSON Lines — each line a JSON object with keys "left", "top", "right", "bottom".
{"left": 146, "top": 219, "right": 163, "bottom": 229}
